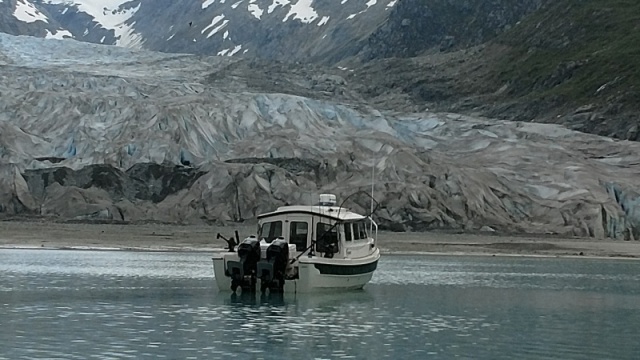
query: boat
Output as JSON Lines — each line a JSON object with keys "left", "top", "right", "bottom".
{"left": 212, "top": 193, "right": 380, "bottom": 294}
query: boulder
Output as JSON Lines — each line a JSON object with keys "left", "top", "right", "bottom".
{"left": 0, "top": 164, "right": 37, "bottom": 215}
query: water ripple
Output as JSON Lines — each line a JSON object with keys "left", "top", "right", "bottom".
{"left": 2, "top": 250, "right": 640, "bottom": 359}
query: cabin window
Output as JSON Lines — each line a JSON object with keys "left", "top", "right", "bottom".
{"left": 289, "top": 221, "right": 309, "bottom": 251}
{"left": 260, "top": 221, "right": 282, "bottom": 242}
{"left": 316, "top": 222, "right": 339, "bottom": 253}
{"left": 353, "top": 220, "right": 369, "bottom": 240}
{"left": 344, "top": 223, "right": 353, "bottom": 242}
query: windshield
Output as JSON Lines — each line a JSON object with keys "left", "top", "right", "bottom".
{"left": 259, "top": 221, "right": 282, "bottom": 242}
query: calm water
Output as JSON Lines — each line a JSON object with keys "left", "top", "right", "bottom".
{"left": 1, "top": 250, "right": 640, "bottom": 359}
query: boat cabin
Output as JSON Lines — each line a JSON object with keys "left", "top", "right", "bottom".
{"left": 256, "top": 195, "right": 377, "bottom": 259}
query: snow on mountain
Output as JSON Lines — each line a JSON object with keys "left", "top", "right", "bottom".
{"left": 41, "top": 0, "right": 143, "bottom": 47}
{"left": 44, "top": 28, "right": 71, "bottom": 39}
{"left": 0, "top": 0, "right": 402, "bottom": 63}
{"left": 0, "top": 0, "right": 74, "bottom": 41}
{"left": 2, "top": 0, "right": 542, "bottom": 66}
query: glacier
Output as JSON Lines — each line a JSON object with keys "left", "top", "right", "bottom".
{"left": 1, "top": 32, "right": 640, "bottom": 239}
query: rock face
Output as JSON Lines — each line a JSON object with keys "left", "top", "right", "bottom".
{"left": 2, "top": 33, "right": 640, "bottom": 240}
{"left": 21, "top": 163, "right": 205, "bottom": 221}
{"left": 361, "top": 0, "right": 543, "bottom": 60}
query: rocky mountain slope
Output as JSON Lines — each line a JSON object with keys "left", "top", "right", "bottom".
{"left": 1, "top": 0, "right": 542, "bottom": 64}
{"left": 350, "top": 0, "right": 640, "bottom": 142}
{"left": 489, "top": 0, "right": 640, "bottom": 138}
{"left": 2, "top": 33, "right": 640, "bottom": 240}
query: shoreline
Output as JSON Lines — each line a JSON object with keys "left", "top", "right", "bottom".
{"left": 1, "top": 221, "right": 639, "bottom": 260}
{"left": 3, "top": 246, "right": 639, "bottom": 263}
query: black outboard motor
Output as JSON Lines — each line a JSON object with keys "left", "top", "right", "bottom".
{"left": 226, "top": 237, "right": 261, "bottom": 292}
{"left": 256, "top": 239, "right": 289, "bottom": 293}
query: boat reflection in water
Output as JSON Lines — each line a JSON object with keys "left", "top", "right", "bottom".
{"left": 224, "top": 287, "right": 375, "bottom": 308}
{"left": 227, "top": 290, "right": 285, "bottom": 307}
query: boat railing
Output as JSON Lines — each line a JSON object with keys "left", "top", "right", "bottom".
{"left": 368, "top": 216, "right": 378, "bottom": 245}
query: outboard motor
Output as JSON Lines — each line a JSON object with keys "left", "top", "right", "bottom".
{"left": 256, "top": 239, "right": 290, "bottom": 293}
{"left": 226, "top": 237, "right": 261, "bottom": 292}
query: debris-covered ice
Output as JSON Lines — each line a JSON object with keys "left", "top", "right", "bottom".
{"left": 1, "top": 33, "right": 640, "bottom": 239}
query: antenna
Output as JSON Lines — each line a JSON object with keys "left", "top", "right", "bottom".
{"left": 370, "top": 162, "right": 375, "bottom": 236}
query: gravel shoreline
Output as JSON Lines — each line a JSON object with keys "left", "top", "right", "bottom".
{"left": 1, "top": 221, "right": 639, "bottom": 259}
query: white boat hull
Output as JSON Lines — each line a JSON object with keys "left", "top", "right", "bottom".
{"left": 212, "top": 248, "right": 380, "bottom": 294}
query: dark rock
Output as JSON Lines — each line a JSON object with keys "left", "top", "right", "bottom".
{"left": 23, "top": 163, "right": 204, "bottom": 205}
{"left": 125, "top": 163, "right": 206, "bottom": 203}
{"left": 23, "top": 164, "right": 143, "bottom": 202}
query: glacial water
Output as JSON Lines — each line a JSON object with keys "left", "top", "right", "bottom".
{"left": 1, "top": 249, "right": 640, "bottom": 359}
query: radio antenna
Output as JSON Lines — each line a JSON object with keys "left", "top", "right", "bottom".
{"left": 370, "top": 162, "right": 375, "bottom": 236}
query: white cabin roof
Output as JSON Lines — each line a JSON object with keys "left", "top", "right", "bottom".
{"left": 257, "top": 205, "right": 366, "bottom": 222}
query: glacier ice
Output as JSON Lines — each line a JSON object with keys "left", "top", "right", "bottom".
{"left": 1, "top": 33, "right": 640, "bottom": 239}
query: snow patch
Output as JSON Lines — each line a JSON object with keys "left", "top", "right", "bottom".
{"left": 248, "top": 0, "right": 263, "bottom": 19}
{"left": 386, "top": 0, "right": 397, "bottom": 8}
{"left": 283, "top": 0, "right": 318, "bottom": 23}
{"left": 317, "top": 16, "right": 329, "bottom": 26}
{"left": 14, "top": 0, "right": 49, "bottom": 23}
{"left": 202, "top": 0, "right": 216, "bottom": 9}
{"left": 229, "top": 44, "right": 242, "bottom": 56}
{"left": 205, "top": 19, "right": 229, "bottom": 38}
{"left": 202, "top": 14, "right": 229, "bottom": 38}
{"left": 45, "top": 29, "right": 73, "bottom": 39}
{"left": 202, "top": 14, "right": 225, "bottom": 34}
{"left": 231, "top": 1, "right": 242, "bottom": 9}
{"left": 346, "top": 0, "right": 386, "bottom": 20}
{"left": 217, "top": 44, "right": 242, "bottom": 56}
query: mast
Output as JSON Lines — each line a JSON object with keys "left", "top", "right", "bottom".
{"left": 370, "top": 163, "right": 375, "bottom": 236}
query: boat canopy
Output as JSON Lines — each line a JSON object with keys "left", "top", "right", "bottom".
{"left": 257, "top": 205, "right": 367, "bottom": 222}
